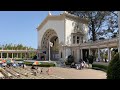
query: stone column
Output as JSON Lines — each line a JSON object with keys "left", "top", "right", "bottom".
{"left": 1, "top": 52, "right": 2, "bottom": 58}
{"left": 12, "top": 53, "right": 13, "bottom": 59}
{"left": 63, "top": 46, "right": 66, "bottom": 61}
{"left": 17, "top": 53, "right": 18, "bottom": 58}
{"left": 21, "top": 53, "right": 22, "bottom": 58}
{"left": 25, "top": 53, "right": 27, "bottom": 59}
{"left": 77, "top": 48, "right": 80, "bottom": 62}
{"left": 27, "top": 52, "right": 30, "bottom": 59}
{"left": 110, "top": 48, "right": 111, "bottom": 61}
{"left": 108, "top": 48, "right": 111, "bottom": 61}
{"left": 89, "top": 48, "right": 91, "bottom": 55}
{"left": 7, "top": 53, "right": 8, "bottom": 58}
{"left": 80, "top": 49, "right": 83, "bottom": 60}
{"left": 65, "top": 47, "right": 69, "bottom": 60}
{"left": 37, "top": 53, "right": 39, "bottom": 59}
{"left": 98, "top": 48, "right": 101, "bottom": 61}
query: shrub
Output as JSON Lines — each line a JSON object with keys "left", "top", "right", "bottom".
{"left": 65, "top": 55, "right": 74, "bottom": 65}
{"left": 24, "top": 61, "right": 55, "bottom": 67}
{"left": 65, "top": 62, "right": 71, "bottom": 65}
{"left": 33, "top": 55, "right": 37, "bottom": 59}
{"left": 14, "top": 59, "right": 24, "bottom": 61}
{"left": 39, "top": 63, "right": 55, "bottom": 67}
{"left": 107, "top": 53, "right": 120, "bottom": 79}
{"left": 24, "top": 61, "right": 33, "bottom": 65}
{"left": 67, "top": 55, "right": 74, "bottom": 63}
{"left": 88, "top": 55, "right": 94, "bottom": 64}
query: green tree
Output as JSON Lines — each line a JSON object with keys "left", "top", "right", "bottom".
{"left": 107, "top": 53, "right": 119, "bottom": 79}
{"left": 67, "top": 11, "right": 118, "bottom": 41}
{"left": 0, "top": 43, "right": 36, "bottom": 58}
{"left": 68, "top": 11, "right": 118, "bottom": 56}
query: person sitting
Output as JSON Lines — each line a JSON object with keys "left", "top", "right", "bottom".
{"left": 31, "top": 65, "right": 35, "bottom": 69}
{"left": 2, "top": 63, "right": 7, "bottom": 68}
{"left": 13, "top": 63, "right": 17, "bottom": 68}
{"left": 31, "top": 65, "right": 37, "bottom": 76}
{"left": 80, "top": 63, "right": 84, "bottom": 69}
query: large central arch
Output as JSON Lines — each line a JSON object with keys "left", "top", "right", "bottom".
{"left": 41, "top": 29, "right": 59, "bottom": 60}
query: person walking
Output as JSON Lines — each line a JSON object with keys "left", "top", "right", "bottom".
{"left": 40, "top": 68, "right": 43, "bottom": 74}
{"left": 46, "top": 67, "right": 52, "bottom": 75}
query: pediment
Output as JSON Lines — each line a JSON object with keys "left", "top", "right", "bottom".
{"left": 37, "top": 15, "right": 64, "bottom": 31}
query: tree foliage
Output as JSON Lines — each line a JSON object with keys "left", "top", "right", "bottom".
{"left": 0, "top": 43, "right": 36, "bottom": 58}
{"left": 107, "top": 53, "right": 120, "bottom": 79}
{"left": 0, "top": 43, "right": 35, "bottom": 50}
{"left": 67, "top": 11, "right": 118, "bottom": 41}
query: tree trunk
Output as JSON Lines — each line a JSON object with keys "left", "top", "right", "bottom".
{"left": 91, "top": 20, "right": 96, "bottom": 56}
{"left": 91, "top": 20, "right": 96, "bottom": 41}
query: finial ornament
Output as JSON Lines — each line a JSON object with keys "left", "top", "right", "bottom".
{"left": 48, "top": 11, "right": 52, "bottom": 15}
{"left": 64, "top": 11, "right": 68, "bottom": 14}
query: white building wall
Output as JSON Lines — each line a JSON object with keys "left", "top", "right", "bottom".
{"left": 65, "top": 48, "right": 71, "bottom": 59}
{"left": 37, "top": 15, "right": 88, "bottom": 61}
{"left": 65, "top": 18, "right": 88, "bottom": 62}
{"left": 65, "top": 19, "right": 74, "bottom": 45}
{"left": 65, "top": 18, "right": 89, "bottom": 45}
{"left": 38, "top": 20, "right": 65, "bottom": 49}
{"left": 38, "top": 32, "right": 40, "bottom": 49}
{"left": 83, "top": 24, "right": 89, "bottom": 42}
{"left": 76, "top": 49, "right": 80, "bottom": 62}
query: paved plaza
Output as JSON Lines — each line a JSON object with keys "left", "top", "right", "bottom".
{"left": 48, "top": 67, "right": 106, "bottom": 79}
{"left": 0, "top": 66, "right": 106, "bottom": 79}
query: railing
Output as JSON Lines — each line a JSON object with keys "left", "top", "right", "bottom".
{"left": 0, "top": 50, "right": 37, "bottom": 52}
{"left": 70, "top": 37, "right": 118, "bottom": 48}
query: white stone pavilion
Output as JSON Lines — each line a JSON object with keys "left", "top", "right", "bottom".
{"left": 37, "top": 11, "right": 119, "bottom": 62}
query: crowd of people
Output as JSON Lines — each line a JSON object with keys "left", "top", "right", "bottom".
{"left": 0, "top": 60, "right": 26, "bottom": 68}
{"left": 30, "top": 65, "right": 52, "bottom": 76}
{"left": 70, "top": 59, "right": 89, "bottom": 70}
{"left": 0, "top": 59, "right": 53, "bottom": 79}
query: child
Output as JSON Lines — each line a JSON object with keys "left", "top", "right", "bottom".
{"left": 46, "top": 67, "right": 52, "bottom": 75}
{"left": 40, "top": 68, "right": 43, "bottom": 74}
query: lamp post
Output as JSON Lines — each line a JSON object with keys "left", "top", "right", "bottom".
{"left": 48, "top": 39, "right": 53, "bottom": 61}
{"left": 49, "top": 40, "right": 51, "bottom": 61}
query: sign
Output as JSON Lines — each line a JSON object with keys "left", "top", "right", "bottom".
{"left": 43, "top": 51, "right": 46, "bottom": 54}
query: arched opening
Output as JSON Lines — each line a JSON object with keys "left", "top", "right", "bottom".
{"left": 41, "top": 29, "right": 59, "bottom": 61}
{"left": 50, "top": 36, "right": 59, "bottom": 60}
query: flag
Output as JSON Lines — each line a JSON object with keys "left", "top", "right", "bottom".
{"left": 49, "top": 42, "right": 53, "bottom": 47}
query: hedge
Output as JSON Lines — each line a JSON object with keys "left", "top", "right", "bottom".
{"left": 65, "top": 62, "right": 71, "bottom": 65}
{"left": 107, "top": 53, "right": 120, "bottom": 79}
{"left": 24, "top": 61, "right": 56, "bottom": 67}
{"left": 92, "top": 63, "right": 108, "bottom": 72}
{"left": 14, "top": 59, "right": 24, "bottom": 61}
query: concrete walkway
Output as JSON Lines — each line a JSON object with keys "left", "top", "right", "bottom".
{"left": 0, "top": 66, "right": 106, "bottom": 79}
{"left": 50, "top": 67, "right": 106, "bottom": 79}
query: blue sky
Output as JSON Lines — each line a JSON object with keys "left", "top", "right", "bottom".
{"left": 0, "top": 11, "right": 62, "bottom": 49}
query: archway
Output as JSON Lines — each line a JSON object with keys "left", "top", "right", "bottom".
{"left": 41, "top": 29, "right": 59, "bottom": 60}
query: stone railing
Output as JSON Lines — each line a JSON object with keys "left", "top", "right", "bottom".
{"left": 70, "top": 37, "right": 118, "bottom": 48}
{"left": 0, "top": 50, "right": 37, "bottom": 53}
